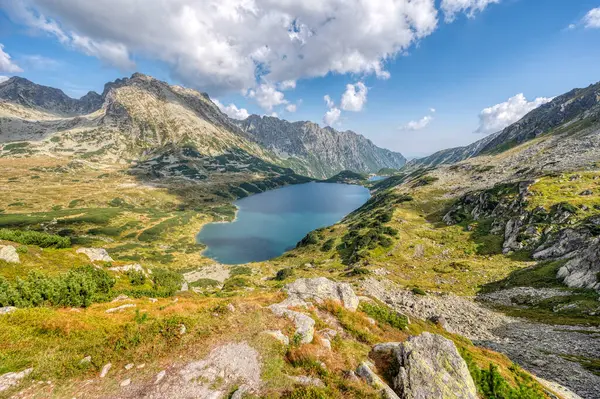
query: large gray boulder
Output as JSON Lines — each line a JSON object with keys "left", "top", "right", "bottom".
{"left": 284, "top": 277, "right": 359, "bottom": 311}
{"left": 370, "top": 333, "right": 477, "bottom": 399}
{"left": 0, "top": 245, "right": 19, "bottom": 263}
{"left": 76, "top": 247, "right": 113, "bottom": 262}
{"left": 557, "top": 238, "right": 600, "bottom": 291}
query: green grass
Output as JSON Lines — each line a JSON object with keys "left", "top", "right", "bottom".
{"left": 359, "top": 302, "right": 408, "bottom": 330}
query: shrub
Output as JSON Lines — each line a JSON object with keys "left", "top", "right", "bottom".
{"left": 222, "top": 277, "right": 251, "bottom": 291}
{"left": 296, "top": 231, "right": 319, "bottom": 248}
{"left": 230, "top": 266, "right": 252, "bottom": 276}
{"left": 0, "top": 266, "right": 115, "bottom": 308}
{"left": 320, "top": 239, "right": 335, "bottom": 252}
{"left": 151, "top": 268, "right": 183, "bottom": 295}
{"left": 16, "top": 246, "right": 28, "bottom": 254}
{"left": 412, "top": 287, "right": 427, "bottom": 296}
{"left": 189, "top": 278, "right": 220, "bottom": 288}
{"left": 127, "top": 270, "right": 146, "bottom": 286}
{"left": 360, "top": 302, "right": 408, "bottom": 330}
{"left": 275, "top": 268, "right": 294, "bottom": 281}
{"left": 0, "top": 229, "right": 71, "bottom": 248}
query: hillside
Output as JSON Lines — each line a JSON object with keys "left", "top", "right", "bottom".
{"left": 404, "top": 80, "right": 600, "bottom": 171}
{"left": 234, "top": 115, "right": 406, "bottom": 179}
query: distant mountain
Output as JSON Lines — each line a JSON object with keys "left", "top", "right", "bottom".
{"left": 405, "top": 81, "right": 600, "bottom": 171}
{"left": 234, "top": 115, "right": 406, "bottom": 179}
{"left": 0, "top": 73, "right": 405, "bottom": 180}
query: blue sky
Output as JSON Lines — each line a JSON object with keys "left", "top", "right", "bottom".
{"left": 0, "top": 0, "right": 599, "bottom": 158}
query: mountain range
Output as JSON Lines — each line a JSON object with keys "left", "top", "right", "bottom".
{"left": 0, "top": 74, "right": 406, "bottom": 180}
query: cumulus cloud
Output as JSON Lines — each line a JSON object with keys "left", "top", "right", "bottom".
{"left": 278, "top": 80, "right": 296, "bottom": 91}
{"left": 341, "top": 82, "right": 368, "bottom": 112}
{"left": 401, "top": 115, "right": 433, "bottom": 131}
{"left": 247, "top": 83, "right": 288, "bottom": 111}
{"left": 583, "top": 7, "right": 600, "bottom": 28}
{"left": 323, "top": 94, "right": 341, "bottom": 126}
{"left": 0, "top": 44, "right": 22, "bottom": 73}
{"left": 323, "top": 107, "right": 341, "bottom": 126}
{"left": 212, "top": 99, "right": 250, "bottom": 120}
{"left": 441, "top": 0, "right": 500, "bottom": 22}
{"left": 285, "top": 104, "right": 297, "bottom": 113}
{"left": 1, "top": 0, "right": 444, "bottom": 94}
{"left": 0, "top": 75, "right": 9, "bottom": 83}
{"left": 476, "top": 93, "right": 553, "bottom": 134}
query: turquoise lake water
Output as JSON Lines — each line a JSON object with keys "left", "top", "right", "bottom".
{"left": 197, "top": 182, "right": 371, "bottom": 264}
{"left": 368, "top": 175, "right": 389, "bottom": 182}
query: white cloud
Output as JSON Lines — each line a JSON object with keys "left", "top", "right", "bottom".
{"left": 20, "top": 54, "right": 61, "bottom": 70}
{"left": 441, "top": 0, "right": 500, "bottom": 22}
{"left": 340, "top": 82, "right": 368, "bottom": 112}
{"left": 430, "top": 108, "right": 436, "bottom": 113}
{"left": 323, "top": 107, "right": 341, "bottom": 126}
{"left": 269, "top": 112, "right": 278, "bottom": 118}
{"left": 583, "top": 8, "right": 600, "bottom": 28}
{"left": 401, "top": 115, "right": 433, "bottom": 131}
{"left": 1, "top": 0, "right": 442, "bottom": 94}
{"left": 0, "top": 44, "right": 22, "bottom": 73}
{"left": 476, "top": 93, "right": 553, "bottom": 134}
{"left": 0, "top": 75, "right": 9, "bottom": 83}
{"left": 247, "top": 83, "right": 288, "bottom": 111}
{"left": 285, "top": 104, "right": 297, "bottom": 113}
{"left": 278, "top": 80, "right": 296, "bottom": 90}
{"left": 324, "top": 95, "right": 335, "bottom": 109}
{"left": 212, "top": 99, "right": 250, "bottom": 120}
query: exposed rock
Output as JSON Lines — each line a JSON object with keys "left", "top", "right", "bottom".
{"left": 76, "top": 248, "right": 113, "bottom": 262}
{"left": 263, "top": 330, "right": 289, "bottom": 346}
{"left": 0, "top": 368, "right": 33, "bottom": 393}
{"left": 533, "top": 228, "right": 591, "bottom": 260}
{"left": 108, "top": 263, "right": 146, "bottom": 274}
{"left": 289, "top": 375, "right": 325, "bottom": 387}
{"left": 268, "top": 304, "right": 315, "bottom": 344}
{"left": 80, "top": 356, "right": 92, "bottom": 365}
{"left": 478, "top": 287, "right": 573, "bottom": 307}
{"left": 106, "top": 304, "right": 136, "bottom": 313}
{"left": 0, "top": 306, "right": 17, "bottom": 315}
{"left": 100, "top": 363, "right": 112, "bottom": 378}
{"left": 428, "top": 315, "right": 448, "bottom": 330}
{"left": 112, "top": 294, "right": 130, "bottom": 302}
{"left": 120, "top": 378, "right": 131, "bottom": 387}
{"left": 557, "top": 238, "right": 600, "bottom": 291}
{"left": 226, "top": 303, "right": 236, "bottom": 313}
{"left": 534, "top": 377, "right": 584, "bottom": 399}
{"left": 0, "top": 245, "right": 19, "bottom": 263}
{"left": 154, "top": 370, "right": 166, "bottom": 385}
{"left": 230, "top": 385, "right": 249, "bottom": 399}
{"left": 124, "top": 363, "right": 134, "bottom": 370}
{"left": 394, "top": 333, "right": 477, "bottom": 399}
{"left": 356, "top": 361, "right": 400, "bottom": 399}
{"left": 149, "top": 298, "right": 158, "bottom": 303}
{"left": 284, "top": 277, "right": 359, "bottom": 311}
{"left": 179, "top": 324, "right": 187, "bottom": 335}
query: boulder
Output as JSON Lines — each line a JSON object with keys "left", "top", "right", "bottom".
{"left": 0, "top": 368, "right": 32, "bottom": 392}
{"left": 393, "top": 333, "right": 477, "bottom": 399}
{"left": 0, "top": 245, "right": 19, "bottom": 263}
{"left": 76, "top": 248, "right": 113, "bottom": 262}
{"left": 106, "top": 304, "right": 136, "bottom": 313}
{"left": 263, "top": 330, "right": 289, "bottom": 345}
{"left": 268, "top": 304, "right": 315, "bottom": 344}
{"left": 100, "top": 363, "right": 112, "bottom": 378}
{"left": 557, "top": 238, "right": 600, "bottom": 291}
{"left": 108, "top": 263, "right": 146, "bottom": 274}
{"left": 356, "top": 361, "right": 400, "bottom": 399}
{"left": 0, "top": 307, "right": 17, "bottom": 315}
{"left": 284, "top": 277, "right": 359, "bottom": 311}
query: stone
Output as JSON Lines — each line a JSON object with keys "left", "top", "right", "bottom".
{"left": 179, "top": 324, "right": 187, "bottom": 335}
{"left": 106, "top": 304, "right": 136, "bottom": 313}
{"left": 557, "top": 238, "right": 600, "bottom": 291}
{"left": 112, "top": 294, "right": 130, "bottom": 302}
{"left": 137, "top": 364, "right": 146, "bottom": 369}
{"left": 0, "top": 306, "right": 17, "bottom": 315}
{"left": 108, "top": 264, "right": 145, "bottom": 274}
{"left": 320, "top": 338, "right": 331, "bottom": 350}
{"left": 100, "top": 363, "right": 112, "bottom": 378}
{"left": 428, "top": 315, "right": 448, "bottom": 330}
{"left": 0, "top": 368, "right": 33, "bottom": 393}
{"left": 263, "top": 330, "right": 290, "bottom": 345}
{"left": 181, "top": 282, "right": 189, "bottom": 292}
{"left": 124, "top": 363, "right": 134, "bottom": 370}
{"left": 393, "top": 333, "right": 477, "bottom": 399}
{"left": 318, "top": 328, "right": 338, "bottom": 340}
{"left": 284, "top": 277, "right": 360, "bottom": 311}
{"left": 289, "top": 375, "right": 324, "bottom": 387}
{"left": 356, "top": 361, "right": 400, "bottom": 399}
{"left": 580, "top": 190, "right": 593, "bottom": 196}
{"left": 80, "top": 356, "right": 92, "bottom": 365}
{"left": 226, "top": 303, "right": 236, "bottom": 313}
{"left": 268, "top": 304, "right": 315, "bottom": 344}
{"left": 0, "top": 245, "right": 19, "bottom": 263}
{"left": 154, "top": 370, "right": 166, "bottom": 384}
{"left": 120, "top": 378, "right": 131, "bottom": 387}
{"left": 149, "top": 298, "right": 158, "bottom": 303}
{"left": 76, "top": 248, "right": 113, "bottom": 262}
{"left": 230, "top": 385, "right": 249, "bottom": 399}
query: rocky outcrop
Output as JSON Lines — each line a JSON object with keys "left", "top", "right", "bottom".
{"left": 556, "top": 238, "right": 600, "bottom": 290}
{"left": 0, "top": 368, "right": 33, "bottom": 393}
{"left": 283, "top": 277, "right": 360, "bottom": 311}
{"left": 0, "top": 245, "right": 19, "bottom": 263}
{"left": 76, "top": 248, "right": 114, "bottom": 262}
{"left": 367, "top": 333, "right": 477, "bottom": 399}
{"left": 235, "top": 115, "right": 406, "bottom": 179}
{"left": 356, "top": 361, "right": 400, "bottom": 399}
{"left": 268, "top": 303, "right": 315, "bottom": 344}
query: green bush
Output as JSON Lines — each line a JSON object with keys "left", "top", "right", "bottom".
{"left": 275, "top": 268, "right": 294, "bottom": 281}
{"left": 230, "top": 266, "right": 252, "bottom": 276}
{"left": 222, "top": 277, "right": 251, "bottom": 291}
{"left": 412, "top": 287, "right": 427, "bottom": 296}
{"left": 360, "top": 302, "right": 408, "bottom": 330}
{"left": 296, "top": 231, "right": 320, "bottom": 248}
{"left": 15, "top": 246, "right": 28, "bottom": 254}
{"left": 320, "top": 239, "right": 335, "bottom": 252}
{"left": 0, "top": 266, "right": 115, "bottom": 308}
{"left": 189, "top": 278, "right": 220, "bottom": 288}
{"left": 151, "top": 268, "right": 183, "bottom": 295}
{"left": 126, "top": 270, "right": 146, "bottom": 286}
{"left": 0, "top": 229, "right": 71, "bottom": 248}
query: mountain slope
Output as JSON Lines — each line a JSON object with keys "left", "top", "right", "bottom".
{"left": 405, "top": 81, "right": 600, "bottom": 171}
{"left": 234, "top": 115, "right": 406, "bottom": 179}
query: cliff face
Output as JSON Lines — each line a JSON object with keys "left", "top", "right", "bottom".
{"left": 235, "top": 115, "right": 406, "bottom": 179}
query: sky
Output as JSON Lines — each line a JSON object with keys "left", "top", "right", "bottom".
{"left": 0, "top": 1, "right": 599, "bottom": 159}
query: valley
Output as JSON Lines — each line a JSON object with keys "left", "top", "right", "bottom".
{"left": 0, "top": 74, "right": 599, "bottom": 399}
